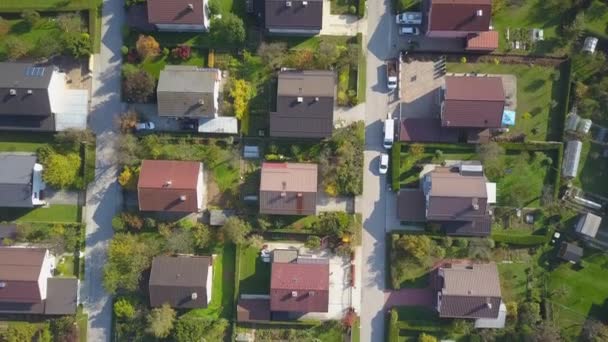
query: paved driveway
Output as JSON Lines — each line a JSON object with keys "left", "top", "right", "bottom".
{"left": 400, "top": 58, "right": 443, "bottom": 119}
{"left": 80, "top": 0, "right": 125, "bottom": 341}
{"left": 321, "top": 0, "right": 365, "bottom": 36}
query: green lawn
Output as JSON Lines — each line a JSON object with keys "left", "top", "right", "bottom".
{"left": 0, "top": 0, "right": 97, "bottom": 10}
{"left": 584, "top": 0, "right": 608, "bottom": 39}
{"left": 0, "top": 131, "right": 54, "bottom": 152}
{"left": 497, "top": 262, "right": 529, "bottom": 302}
{"left": 392, "top": 306, "right": 457, "bottom": 342}
{"left": 76, "top": 306, "right": 88, "bottom": 342}
{"left": 496, "top": 151, "right": 552, "bottom": 207}
{"left": 0, "top": 19, "right": 62, "bottom": 60}
{"left": 238, "top": 245, "right": 271, "bottom": 294}
{"left": 575, "top": 141, "right": 608, "bottom": 197}
{"left": 548, "top": 252, "right": 608, "bottom": 338}
{"left": 447, "top": 63, "right": 564, "bottom": 141}
{"left": 139, "top": 49, "right": 207, "bottom": 79}
{"left": 0, "top": 204, "right": 80, "bottom": 223}
{"left": 239, "top": 321, "right": 344, "bottom": 341}
{"left": 56, "top": 255, "right": 76, "bottom": 277}
{"left": 185, "top": 244, "right": 235, "bottom": 320}
{"left": 330, "top": 0, "right": 357, "bottom": 15}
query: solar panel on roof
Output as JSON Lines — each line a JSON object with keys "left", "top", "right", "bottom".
{"left": 25, "top": 67, "right": 46, "bottom": 77}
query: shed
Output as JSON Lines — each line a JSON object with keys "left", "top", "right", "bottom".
{"left": 578, "top": 119, "right": 592, "bottom": 134}
{"left": 575, "top": 212, "right": 602, "bottom": 238}
{"left": 565, "top": 113, "right": 579, "bottom": 131}
{"left": 558, "top": 242, "right": 583, "bottom": 263}
{"left": 243, "top": 145, "right": 260, "bottom": 159}
{"left": 562, "top": 140, "right": 582, "bottom": 178}
{"left": 209, "top": 209, "right": 235, "bottom": 226}
{"left": 583, "top": 37, "right": 599, "bottom": 54}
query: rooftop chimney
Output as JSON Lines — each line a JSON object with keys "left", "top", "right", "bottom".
{"left": 308, "top": 291, "right": 315, "bottom": 296}
{"left": 472, "top": 197, "right": 479, "bottom": 210}
{"left": 198, "top": 99, "right": 205, "bottom": 105}
{"left": 180, "top": 195, "right": 187, "bottom": 201}
{"left": 291, "top": 291, "right": 298, "bottom": 297}
{"left": 303, "top": 0, "right": 308, "bottom": 5}
{"left": 297, "top": 96, "right": 303, "bottom": 103}
{"left": 476, "top": 9, "right": 483, "bottom": 16}
{"left": 486, "top": 298, "right": 492, "bottom": 309}
{"left": 165, "top": 180, "right": 173, "bottom": 187}
{"left": 280, "top": 192, "right": 287, "bottom": 197}
{"left": 9, "top": 89, "right": 16, "bottom": 96}
{"left": 27, "top": 89, "right": 33, "bottom": 95}
{"left": 187, "top": 3, "right": 194, "bottom": 10}
{"left": 286, "top": 0, "right": 292, "bottom": 7}
{"left": 314, "top": 97, "right": 319, "bottom": 102}
{"left": 0, "top": 282, "right": 5, "bottom": 288}
{"left": 191, "top": 292, "right": 198, "bottom": 300}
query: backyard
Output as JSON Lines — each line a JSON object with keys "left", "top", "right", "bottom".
{"left": 388, "top": 306, "right": 460, "bottom": 342}
{"left": 237, "top": 321, "right": 344, "bottom": 342}
{"left": 0, "top": 205, "right": 80, "bottom": 223}
{"left": 238, "top": 245, "right": 271, "bottom": 294}
{"left": 447, "top": 62, "right": 568, "bottom": 142}
{"left": 575, "top": 141, "right": 608, "bottom": 197}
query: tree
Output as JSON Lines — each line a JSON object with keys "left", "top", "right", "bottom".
{"left": 103, "top": 233, "right": 154, "bottom": 294}
{"left": 257, "top": 42, "right": 287, "bottom": 69}
{"left": 305, "top": 236, "right": 322, "bottom": 250}
{"left": 146, "top": 303, "right": 176, "bottom": 338}
{"left": 418, "top": 333, "right": 438, "bottom": 342}
{"left": 57, "top": 13, "right": 82, "bottom": 33}
{"left": 0, "top": 18, "right": 10, "bottom": 37}
{"left": 314, "top": 212, "right": 353, "bottom": 239}
{"left": 229, "top": 79, "right": 254, "bottom": 120}
{"left": 21, "top": 10, "right": 41, "bottom": 27}
{"left": 192, "top": 223, "right": 212, "bottom": 249}
{"left": 111, "top": 215, "right": 126, "bottom": 232}
{"left": 5, "top": 36, "right": 30, "bottom": 60}
{"left": 166, "top": 228, "right": 195, "bottom": 254}
{"left": 316, "top": 40, "right": 341, "bottom": 68}
{"left": 114, "top": 298, "right": 136, "bottom": 320}
{"left": 173, "top": 316, "right": 228, "bottom": 342}
{"left": 118, "top": 166, "right": 139, "bottom": 189}
{"left": 5, "top": 323, "right": 36, "bottom": 342}
{"left": 51, "top": 316, "right": 79, "bottom": 342}
{"left": 54, "top": 128, "right": 94, "bottom": 151}
{"left": 477, "top": 142, "right": 505, "bottom": 180}
{"left": 48, "top": 224, "right": 79, "bottom": 255}
{"left": 116, "top": 133, "right": 141, "bottom": 166}
{"left": 63, "top": 32, "right": 91, "bottom": 58}
{"left": 135, "top": 34, "right": 160, "bottom": 59}
{"left": 562, "top": 12, "right": 585, "bottom": 41}
{"left": 211, "top": 13, "right": 245, "bottom": 45}
{"left": 247, "top": 234, "right": 264, "bottom": 249}
{"left": 582, "top": 319, "right": 608, "bottom": 342}
{"left": 409, "top": 143, "right": 425, "bottom": 158}
{"left": 117, "top": 109, "right": 138, "bottom": 132}
{"left": 518, "top": 302, "right": 541, "bottom": 325}
{"left": 123, "top": 70, "right": 155, "bottom": 103}
{"left": 207, "top": 0, "right": 222, "bottom": 15}
{"left": 43, "top": 153, "right": 81, "bottom": 188}
{"left": 221, "top": 217, "right": 251, "bottom": 244}
{"left": 121, "top": 212, "right": 143, "bottom": 231}
{"left": 394, "top": 235, "right": 432, "bottom": 263}
{"left": 530, "top": 321, "right": 562, "bottom": 342}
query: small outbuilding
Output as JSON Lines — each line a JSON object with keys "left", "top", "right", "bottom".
{"left": 562, "top": 140, "right": 582, "bottom": 178}
{"left": 209, "top": 209, "right": 235, "bottom": 226}
{"left": 583, "top": 37, "right": 599, "bottom": 54}
{"left": 558, "top": 242, "right": 583, "bottom": 264}
{"left": 575, "top": 212, "right": 602, "bottom": 239}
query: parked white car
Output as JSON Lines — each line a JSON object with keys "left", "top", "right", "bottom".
{"left": 399, "top": 26, "right": 420, "bottom": 36}
{"left": 135, "top": 121, "right": 155, "bottom": 131}
{"left": 379, "top": 153, "right": 389, "bottom": 175}
{"left": 396, "top": 12, "right": 422, "bottom": 25}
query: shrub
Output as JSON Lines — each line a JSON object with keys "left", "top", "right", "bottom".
{"left": 33, "top": 35, "right": 64, "bottom": 58}
{"left": 0, "top": 18, "right": 10, "bottom": 37}
{"left": 111, "top": 215, "right": 126, "bottom": 232}
{"left": 491, "top": 234, "right": 547, "bottom": 246}
{"left": 114, "top": 298, "right": 136, "bottom": 320}
{"left": 460, "top": 56, "right": 467, "bottom": 64}
{"left": 454, "top": 238, "right": 469, "bottom": 248}
{"left": 121, "top": 46, "right": 129, "bottom": 55}
{"left": 208, "top": 49, "right": 215, "bottom": 67}
{"left": 171, "top": 45, "right": 191, "bottom": 60}
{"left": 21, "top": 10, "right": 41, "bottom": 27}
{"left": 63, "top": 32, "right": 92, "bottom": 58}
{"left": 121, "top": 212, "right": 143, "bottom": 231}
{"left": 42, "top": 153, "right": 81, "bottom": 188}
{"left": 144, "top": 217, "right": 157, "bottom": 230}
{"left": 349, "top": 5, "right": 357, "bottom": 14}
{"left": 305, "top": 236, "right": 322, "bottom": 250}
{"left": 210, "top": 13, "right": 245, "bottom": 45}
{"left": 5, "top": 36, "right": 30, "bottom": 61}
{"left": 123, "top": 70, "right": 155, "bottom": 103}
{"left": 135, "top": 34, "right": 160, "bottom": 59}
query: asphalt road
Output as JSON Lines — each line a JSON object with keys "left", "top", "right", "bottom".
{"left": 360, "top": 0, "right": 397, "bottom": 340}
{"left": 81, "top": 0, "right": 125, "bottom": 340}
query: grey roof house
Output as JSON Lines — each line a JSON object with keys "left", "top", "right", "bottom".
{"left": 157, "top": 66, "right": 221, "bottom": 118}
{"left": 259, "top": 162, "right": 318, "bottom": 216}
{"left": 398, "top": 164, "right": 496, "bottom": 236}
{"left": 149, "top": 255, "right": 213, "bottom": 308}
{"left": 558, "top": 242, "right": 583, "bottom": 264}
{"left": 575, "top": 212, "right": 602, "bottom": 239}
{"left": 0, "top": 154, "right": 46, "bottom": 208}
{"left": 270, "top": 70, "right": 335, "bottom": 138}
{"left": 436, "top": 263, "right": 505, "bottom": 328}
{"left": 0, "top": 63, "right": 89, "bottom": 131}
{"left": 0, "top": 247, "right": 78, "bottom": 315}
{"left": 265, "top": 0, "right": 323, "bottom": 35}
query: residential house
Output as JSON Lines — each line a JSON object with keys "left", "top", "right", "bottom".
{"left": 265, "top": 0, "right": 323, "bottom": 35}
{"left": 149, "top": 255, "right": 213, "bottom": 308}
{"left": 0, "top": 155, "right": 45, "bottom": 208}
{"left": 270, "top": 70, "right": 335, "bottom": 138}
{"left": 436, "top": 262, "right": 506, "bottom": 328}
{"left": 0, "top": 63, "right": 89, "bottom": 131}
{"left": 147, "top": 0, "right": 210, "bottom": 32}
{"left": 425, "top": 0, "right": 498, "bottom": 51}
{"left": 575, "top": 212, "right": 602, "bottom": 239}
{"left": 259, "top": 162, "right": 318, "bottom": 216}
{"left": 137, "top": 160, "right": 205, "bottom": 213}
{"left": 398, "top": 164, "right": 496, "bottom": 236}
{"left": 270, "top": 258, "right": 329, "bottom": 313}
{"left": 558, "top": 242, "right": 583, "bottom": 264}
{"left": 0, "top": 247, "right": 78, "bottom": 315}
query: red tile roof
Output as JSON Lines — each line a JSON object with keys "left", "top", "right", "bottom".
{"left": 442, "top": 76, "right": 505, "bottom": 128}
{"left": 147, "top": 0, "right": 206, "bottom": 25}
{"left": 260, "top": 163, "right": 318, "bottom": 215}
{"left": 428, "top": 0, "right": 492, "bottom": 32}
{"left": 270, "top": 263, "right": 329, "bottom": 312}
{"left": 466, "top": 31, "right": 499, "bottom": 50}
{"left": 137, "top": 160, "right": 202, "bottom": 212}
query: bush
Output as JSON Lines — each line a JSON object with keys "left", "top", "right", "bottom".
{"left": 349, "top": 5, "right": 357, "bottom": 14}
{"left": 391, "top": 142, "right": 401, "bottom": 191}
{"left": 171, "top": 45, "right": 191, "bottom": 60}
{"left": 123, "top": 70, "right": 155, "bottom": 103}
{"left": 357, "top": 0, "right": 366, "bottom": 17}
{"left": 63, "top": 32, "right": 92, "bottom": 58}
{"left": 122, "top": 212, "right": 144, "bottom": 231}
{"left": 208, "top": 49, "right": 215, "bottom": 67}
{"left": 42, "top": 153, "right": 81, "bottom": 188}
{"left": 0, "top": 18, "right": 10, "bottom": 37}
{"left": 135, "top": 34, "right": 160, "bottom": 59}
{"left": 5, "top": 36, "right": 30, "bottom": 61}
{"left": 460, "top": 56, "right": 467, "bottom": 64}
{"left": 144, "top": 217, "right": 157, "bottom": 230}
{"left": 491, "top": 234, "right": 547, "bottom": 246}
{"left": 305, "top": 236, "right": 322, "bottom": 250}
{"left": 114, "top": 298, "right": 136, "bottom": 320}
{"left": 121, "top": 46, "right": 129, "bottom": 55}
{"left": 21, "top": 10, "right": 41, "bottom": 27}
{"left": 112, "top": 215, "right": 126, "bottom": 232}
{"left": 211, "top": 13, "right": 245, "bottom": 45}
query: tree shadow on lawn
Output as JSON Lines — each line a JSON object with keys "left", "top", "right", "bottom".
{"left": 239, "top": 257, "right": 271, "bottom": 294}
{"left": 546, "top": 62, "right": 571, "bottom": 141}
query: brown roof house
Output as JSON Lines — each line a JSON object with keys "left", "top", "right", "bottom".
{"left": 0, "top": 247, "right": 78, "bottom": 315}
{"left": 137, "top": 160, "right": 205, "bottom": 213}
{"left": 270, "top": 70, "right": 335, "bottom": 138}
{"left": 147, "top": 0, "right": 210, "bottom": 32}
{"left": 265, "top": 0, "right": 323, "bottom": 35}
{"left": 0, "top": 63, "right": 89, "bottom": 132}
{"left": 149, "top": 255, "right": 213, "bottom": 308}
{"left": 425, "top": 0, "right": 498, "bottom": 51}
{"left": 270, "top": 261, "right": 329, "bottom": 313}
{"left": 259, "top": 162, "right": 318, "bottom": 216}
{"left": 398, "top": 164, "right": 496, "bottom": 236}
{"left": 157, "top": 66, "right": 221, "bottom": 118}
{"left": 436, "top": 263, "right": 506, "bottom": 328}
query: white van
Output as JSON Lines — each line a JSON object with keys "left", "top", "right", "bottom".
{"left": 383, "top": 118, "right": 394, "bottom": 149}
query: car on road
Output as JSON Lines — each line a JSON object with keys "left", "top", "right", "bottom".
{"left": 379, "top": 153, "right": 389, "bottom": 175}
{"left": 399, "top": 26, "right": 420, "bottom": 35}
{"left": 135, "top": 121, "right": 155, "bottom": 131}
{"left": 396, "top": 12, "right": 422, "bottom": 25}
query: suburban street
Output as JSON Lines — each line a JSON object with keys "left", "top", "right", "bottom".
{"left": 360, "top": 0, "right": 396, "bottom": 340}
{"left": 81, "top": 0, "right": 125, "bottom": 340}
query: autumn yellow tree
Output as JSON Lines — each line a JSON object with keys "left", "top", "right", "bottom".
{"left": 229, "top": 79, "right": 253, "bottom": 120}
{"left": 135, "top": 35, "right": 160, "bottom": 59}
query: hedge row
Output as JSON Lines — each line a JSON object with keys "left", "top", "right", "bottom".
{"left": 556, "top": 59, "right": 573, "bottom": 142}
{"left": 391, "top": 142, "right": 402, "bottom": 191}
{"left": 357, "top": 0, "right": 366, "bottom": 18}
{"left": 491, "top": 233, "right": 548, "bottom": 246}
{"left": 388, "top": 308, "right": 399, "bottom": 342}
